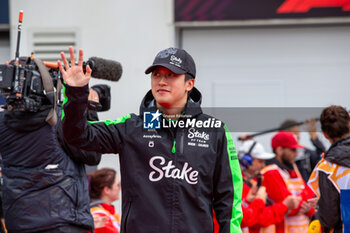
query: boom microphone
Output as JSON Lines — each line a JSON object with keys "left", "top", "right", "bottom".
{"left": 85, "top": 57, "right": 122, "bottom": 82}
{"left": 237, "top": 118, "right": 320, "bottom": 141}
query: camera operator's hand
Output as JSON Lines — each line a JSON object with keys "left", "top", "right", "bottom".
{"left": 58, "top": 46, "right": 91, "bottom": 87}
{"left": 306, "top": 118, "right": 318, "bottom": 141}
{"left": 88, "top": 88, "right": 99, "bottom": 103}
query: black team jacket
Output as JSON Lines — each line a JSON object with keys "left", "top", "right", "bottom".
{"left": 62, "top": 84, "right": 243, "bottom": 233}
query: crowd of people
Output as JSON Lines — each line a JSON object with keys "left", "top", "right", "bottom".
{"left": 0, "top": 46, "right": 349, "bottom": 233}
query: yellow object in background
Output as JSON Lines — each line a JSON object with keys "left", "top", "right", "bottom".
{"left": 307, "top": 220, "right": 323, "bottom": 233}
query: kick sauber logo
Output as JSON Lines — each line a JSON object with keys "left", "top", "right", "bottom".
{"left": 143, "top": 110, "right": 162, "bottom": 129}
{"left": 149, "top": 156, "right": 199, "bottom": 184}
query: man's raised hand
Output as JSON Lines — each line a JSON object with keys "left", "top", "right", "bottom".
{"left": 58, "top": 46, "right": 91, "bottom": 87}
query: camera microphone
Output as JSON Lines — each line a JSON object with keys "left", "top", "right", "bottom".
{"left": 44, "top": 56, "right": 123, "bottom": 82}
{"left": 85, "top": 57, "right": 122, "bottom": 82}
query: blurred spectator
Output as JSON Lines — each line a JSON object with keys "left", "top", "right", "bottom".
{"left": 214, "top": 139, "right": 301, "bottom": 233}
{"left": 262, "top": 131, "right": 316, "bottom": 233}
{"left": 308, "top": 105, "right": 350, "bottom": 233}
{"left": 241, "top": 185, "right": 300, "bottom": 232}
{"left": 239, "top": 140, "right": 300, "bottom": 233}
{"left": 280, "top": 119, "right": 325, "bottom": 182}
{"left": 88, "top": 168, "right": 121, "bottom": 233}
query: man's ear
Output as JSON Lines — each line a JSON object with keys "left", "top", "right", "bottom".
{"left": 102, "top": 186, "right": 110, "bottom": 196}
{"left": 185, "top": 79, "right": 195, "bottom": 92}
{"left": 275, "top": 147, "right": 283, "bottom": 156}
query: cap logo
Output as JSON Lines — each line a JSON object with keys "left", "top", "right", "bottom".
{"left": 156, "top": 48, "right": 177, "bottom": 58}
{"left": 170, "top": 55, "right": 182, "bottom": 67}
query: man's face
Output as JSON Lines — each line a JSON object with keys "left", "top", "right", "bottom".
{"left": 250, "top": 158, "right": 266, "bottom": 173}
{"left": 281, "top": 147, "right": 297, "bottom": 165}
{"left": 151, "top": 67, "right": 194, "bottom": 109}
{"left": 105, "top": 177, "right": 121, "bottom": 202}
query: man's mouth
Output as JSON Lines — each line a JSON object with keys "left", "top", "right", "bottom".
{"left": 157, "top": 89, "right": 170, "bottom": 93}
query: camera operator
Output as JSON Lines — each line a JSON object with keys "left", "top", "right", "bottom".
{"left": 0, "top": 58, "right": 105, "bottom": 233}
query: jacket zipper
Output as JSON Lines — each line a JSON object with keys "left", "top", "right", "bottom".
{"left": 167, "top": 123, "right": 180, "bottom": 233}
{"left": 172, "top": 140, "right": 176, "bottom": 154}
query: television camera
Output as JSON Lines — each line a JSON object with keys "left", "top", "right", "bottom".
{"left": 0, "top": 11, "right": 119, "bottom": 113}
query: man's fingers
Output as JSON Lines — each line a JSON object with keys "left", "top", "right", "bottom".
{"left": 69, "top": 46, "right": 76, "bottom": 67}
{"left": 78, "top": 49, "right": 84, "bottom": 67}
{"left": 86, "top": 65, "right": 92, "bottom": 77}
{"left": 57, "top": 60, "right": 67, "bottom": 82}
{"left": 57, "top": 60, "right": 63, "bottom": 73}
{"left": 60, "top": 52, "right": 69, "bottom": 70}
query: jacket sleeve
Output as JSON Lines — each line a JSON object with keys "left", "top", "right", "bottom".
{"left": 318, "top": 171, "right": 342, "bottom": 230}
{"left": 311, "top": 137, "right": 326, "bottom": 156}
{"left": 56, "top": 116, "right": 102, "bottom": 165}
{"left": 241, "top": 199, "right": 265, "bottom": 227}
{"left": 62, "top": 84, "right": 129, "bottom": 154}
{"left": 263, "top": 169, "right": 315, "bottom": 217}
{"left": 263, "top": 169, "right": 291, "bottom": 203}
{"left": 257, "top": 202, "right": 288, "bottom": 227}
{"left": 213, "top": 125, "right": 243, "bottom": 233}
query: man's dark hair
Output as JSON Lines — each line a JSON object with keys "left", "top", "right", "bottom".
{"left": 320, "top": 105, "right": 350, "bottom": 139}
{"left": 280, "top": 119, "right": 298, "bottom": 131}
{"left": 185, "top": 73, "right": 194, "bottom": 82}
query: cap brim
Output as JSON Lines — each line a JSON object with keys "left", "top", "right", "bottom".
{"left": 253, "top": 152, "right": 275, "bottom": 160}
{"left": 145, "top": 63, "right": 186, "bottom": 75}
{"left": 289, "top": 144, "right": 305, "bottom": 149}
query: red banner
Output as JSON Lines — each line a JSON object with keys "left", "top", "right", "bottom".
{"left": 175, "top": 0, "right": 350, "bottom": 22}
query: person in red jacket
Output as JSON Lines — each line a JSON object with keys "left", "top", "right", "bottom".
{"left": 262, "top": 131, "right": 316, "bottom": 233}
{"left": 88, "top": 168, "right": 121, "bottom": 233}
{"left": 214, "top": 140, "right": 301, "bottom": 233}
{"left": 240, "top": 140, "right": 301, "bottom": 233}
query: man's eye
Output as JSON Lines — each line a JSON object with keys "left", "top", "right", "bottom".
{"left": 153, "top": 73, "right": 160, "bottom": 77}
{"left": 168, "top": 73, "right": 175, "bottom": 77}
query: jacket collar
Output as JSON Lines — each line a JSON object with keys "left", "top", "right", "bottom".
{"left": 324, "top": 136, "right": 350, "bottom": 168}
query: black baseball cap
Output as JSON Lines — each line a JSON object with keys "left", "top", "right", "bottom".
{"left": 145, "top": 47, "right": 196, "bottom": 78}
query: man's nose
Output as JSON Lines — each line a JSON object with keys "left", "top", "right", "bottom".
{"left": 158, "top": 75, "right": 168, "bottom": 85}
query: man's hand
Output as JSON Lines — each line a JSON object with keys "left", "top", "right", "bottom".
{"left": 58, "top": 46, "right": 91, "bottom": 87}
{"left": 246, "top": 183, "right": 258, "bottom": 203}
{"left": 255, "top": 186, "right": 267, "bottom": 204}
{"left": 282, "top": 195, "right": 301, "bottom": 210}
{"left": 298, "top": 201, "right": 312, "bottom": 214}
{"left": 93, "top": 214, "right": 108, "bottom": 229}
{"left": 88, "top": 88, "right": 99, "bottom": 103}
{"left": 306, "top": 118, "right": 318, "bottom": 140}
{"left": 307, "top": 197, "right": 319, "bottom": 209}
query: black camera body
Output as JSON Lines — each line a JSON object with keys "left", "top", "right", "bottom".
{"left": 0, "top": 58, "right": 59, "bottom": 112}
{"left": 0, "top": 58, "right": 111, "bottom": 113}
{"left": 0, "top": 11, "right": 113, "bottom": 113}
